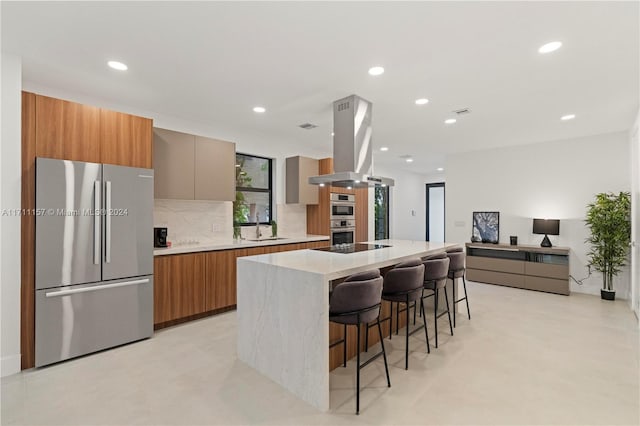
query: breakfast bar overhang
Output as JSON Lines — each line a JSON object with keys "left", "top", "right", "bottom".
{"left": 237, "top": 240, "right": 460, "bottom": 411}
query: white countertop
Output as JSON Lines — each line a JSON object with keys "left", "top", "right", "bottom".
{"left": 238, "top": 239, "right": 461, "bottom": 280}
{"left": 153, "top": 234, "right": 329, "bottom": 256}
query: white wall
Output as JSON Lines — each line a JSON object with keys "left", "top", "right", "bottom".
{"left": 446, "top": 131, "right": 631, "bottom": 298}
{"left": 374, "top": 165, "right": 428, "bottom": 241}
{"left": 1, "top": 53, "right": 23, "bottom": 376}
{"left": 630, "top": 110, "right": 640, "bottom": 318}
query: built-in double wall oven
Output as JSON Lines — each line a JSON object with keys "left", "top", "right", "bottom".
{"left": 330, "top": 193, "right": 355, "bottom": 245}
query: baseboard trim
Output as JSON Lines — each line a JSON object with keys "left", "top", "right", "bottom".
{"left": 1, "top": 354, "right": 21, "bottom": 377}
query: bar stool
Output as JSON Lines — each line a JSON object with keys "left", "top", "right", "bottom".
{"left": 367, "top": 259, "right": 429, "bottom": 370}
{"left": 329, "top": 269, "right": 390, "bottom": 415}
{"left": 447, "top": 248, "right": 471, "bottom": 327}
{"left": 420, "top": 256, "right": 453, "bottom": 348}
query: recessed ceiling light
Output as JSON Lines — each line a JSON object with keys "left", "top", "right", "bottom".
{"left": 444, "top": 118, "right": 457, "bottom": 124}
{"left": 561, "top": 114, "right": 576, "bottom": 121}
{"left": 538, "top": 41, "right": 562, "bottom": 54}
{"left": 380, "top": 147, "right": 389, "bottom": 152}
{"left": 406, "top": 158, "right": 414, "bottom": 163}
{"left": 253, "top": 106, "right": 266, "bottom": 113}
{"left": 107, "top": 60, "right": 128, "bottom": 71}
{"left": 437, "top": 167, "right": 444, "bottom": 172}
{"left": 368, "top": 66, "right": 385, "bottom": 76}
{"left": 415, "top": 98, "right": 429, "bottom": 105}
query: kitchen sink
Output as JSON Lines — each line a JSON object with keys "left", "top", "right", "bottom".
{"left": 245, "top": 237, "right": 289, "bottom": 242}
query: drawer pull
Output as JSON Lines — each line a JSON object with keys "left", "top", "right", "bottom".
{"left": 45, "top": 279, "right": 150, "bottom": 298}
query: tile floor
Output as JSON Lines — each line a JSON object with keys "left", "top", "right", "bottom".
{"left": 2, "top": 281, "right": 639, "bottom": 425}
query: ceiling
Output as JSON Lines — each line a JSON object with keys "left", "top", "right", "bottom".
{"left": 2, "top": 1, "right": 638, "bottom": 173}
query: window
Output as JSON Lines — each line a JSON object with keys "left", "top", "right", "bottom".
{"left": 234, "top": 153, "right": 273, "bottom": 225}
{"left": 374, "top": 186, "right": 389, "bottom": 240}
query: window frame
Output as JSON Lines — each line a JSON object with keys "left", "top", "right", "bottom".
{"left": 235, "top": 152, "right": 273, "bottom": 226}
{"left": 374, "top": 185, "right": 390, "bottom": 240}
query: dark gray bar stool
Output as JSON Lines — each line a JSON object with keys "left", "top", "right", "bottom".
{"left": 420, "top": 256, "right": 453, "bottom": 348}
{"left": 329, "top": 269, "right": 390, "bottom": 415}
{"left": 447, "top": 248, "right": 471, "bottom": 327}
{"left": 367, "top": 259, "right": 429, "bottom": 370}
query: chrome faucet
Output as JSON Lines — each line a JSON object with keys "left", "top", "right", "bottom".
{"left": 256, "top": 213, "right": 262, "bottom": 239}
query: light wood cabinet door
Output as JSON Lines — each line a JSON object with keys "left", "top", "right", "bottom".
{"left": 153, "top": 253, "right": 206, "bottom": 324}
{"left": 100, "top": 110, "right": 152, "bottom": 168}
{"left": 204, "top": 250, "right": 238, "bottom": 311}
{"left": 153, "top": 128, "right": 195, "bottom": 199}
{"left": 35, "top": 94, "right": 101, "bottom": 162}
{"left": 194, "top": 136, "right": 235, "bottom": 201}
{"left": 286, "top": 156, "right": 319, "bottom": 204}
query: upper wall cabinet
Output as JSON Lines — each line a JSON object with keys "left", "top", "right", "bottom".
{"left": 153, "top": 128, "right": 236, "bottom": 201}
{"left": 100, "top": 110, "right": 153, "bottom": 168}
{"left": 286, "top": 156, "right": 319, "bottom": 204}
{"left": 194, "top": 136, "right": 235, "bottom": 201}
{"left": 31, "top": 93, "right": 152, "bottom": 168}
{"left": 153, "top": 128, "right": 195, "bottom": 199}
{"left": 35, "top": 95, "right": 101, "bottom": 163}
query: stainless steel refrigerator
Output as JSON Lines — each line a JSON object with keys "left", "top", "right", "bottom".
{"left": 35, "top": 157, "right": 154, "bottom": 367}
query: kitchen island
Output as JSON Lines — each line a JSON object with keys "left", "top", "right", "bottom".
{"left": 237, "top": 239, "right": 460, "bottom": 411}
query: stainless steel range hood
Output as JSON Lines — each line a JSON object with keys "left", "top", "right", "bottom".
{"left": 308, "top": 95, "right": 394, "bottom": 188}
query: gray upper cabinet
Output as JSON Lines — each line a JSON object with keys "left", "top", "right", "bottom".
{"left": 194, "top": 136, "right": 235, "bottom": 201}
{"left": 153, "top": 128, "right": 235, "bottom": 201}
{"left": 153, "top": 128, "right": 195, "bottom": 200}
{"left": 286, "top": 156, "right": 319, "bottom": 204}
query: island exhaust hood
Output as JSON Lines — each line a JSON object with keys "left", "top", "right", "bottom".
{"left": 308, "top": 95, "right": 394, "bottom": 188}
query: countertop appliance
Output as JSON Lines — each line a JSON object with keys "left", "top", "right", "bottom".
{"left": 312, "top": 243, "right": 391, "bottom": 254}
{"left": 308, "top": 95, "right": 394, "bottom": 188}
{"left": 154, "top": 227, "right": 168, "bottom": 248}
{"left": 35, "top": 157, "right": 154, "bottom": 367}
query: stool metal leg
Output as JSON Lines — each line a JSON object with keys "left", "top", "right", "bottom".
{"left": 444, "top": 287, "right": 453, "bottom": 336}
{"left": 463, "top": 275, "right": 471, "bottom": 320}
{"left": 376, "top": 318, "right": 391, "bottom": 388}
{"left": 434, "top": 288, "right": 439, "bottom": 349}
{"left": 388, "top": 302, "right": 392, "bottom": 340}
{"left": 356, "top": 316, "right": 361, "bottom": 414}
{"left": 405, "top": 296, "right": 410, "bottom": 370}
{"left": 364, "top": 322, "right": 368, "bottom": 353}
{"left": 452, "top": 277, "right": 456, "bottom": 328}
{"left": 395, "top": 302, "right": 400, "bottom": 335}
{"left": 420, "top": 298, "right": 430, "bottom": 353}
{"left": 343, "top": 324, "right": 348, "bottom": 367}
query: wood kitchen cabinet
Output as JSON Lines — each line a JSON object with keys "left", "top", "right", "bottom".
{"left": 153, "top": 128, "right": 236, "bottom": 201}
{"left": 153, "top": 128, "right": 195, "bottom": 199}
{"left": 35, "top": 94, "right": 101, "bottom": 163}
{"left": 286, "top": 156, "right": 319, "bottom": 204}
{"left": 153, "top": 253, "right": 206, "bottom": 324}
{"left": 100, "top": 110, "right": 153, "bottom": 168}
{"left": 204, "top": 250, "right": 240, "bottom": 311}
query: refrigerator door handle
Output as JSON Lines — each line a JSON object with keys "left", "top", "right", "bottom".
{"left": 44, "top": 278, "right": 150, "bottom": 298}
{"left": 93, "top": 181, "right": 101, "bottom": 265}
{"left": 105, "top": 180, "right": 112, "bottom": 263}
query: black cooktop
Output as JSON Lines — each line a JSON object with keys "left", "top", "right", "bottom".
{"left": 312, "top": 243, "right": 391, "bottom": 254}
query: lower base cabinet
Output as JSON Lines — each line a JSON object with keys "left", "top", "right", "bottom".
{"left": 154, "top": 240, "right": 328, "bottom": 327}
{"left": 154, "top": 253, "right": 206, "bottom": 324}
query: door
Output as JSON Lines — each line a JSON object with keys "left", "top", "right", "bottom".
{"left": 35, "top": 158, "right": 102, "bottom": 289}
{"left": 102, "top": 164, "right": 154, "bottom": 280}
{"left": 632, "top": 123, "right": 639, "bottom": 317}
{"left": 35, "top": 275, "right": 153, "bottom": 367}
{"left": 426, "top": 183, "right": 445, "bottom": 242}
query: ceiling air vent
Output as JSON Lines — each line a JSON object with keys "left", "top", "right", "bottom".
{"left": 298, "top": 123, "right": 318, "bottom": 130}
{"left": 454, "top": 108, "right": 471, "bottom": 115}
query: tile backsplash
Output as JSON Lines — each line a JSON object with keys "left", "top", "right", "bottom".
{"left": 154, "top": 199, "right": 233, "bottom": 244}
{"left": 154, "top": 200, "right": 309, "bottom": 245}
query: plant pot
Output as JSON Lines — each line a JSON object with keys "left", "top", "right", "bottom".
{"left": 601, "top": 289, "right": 616, "bottom": 301}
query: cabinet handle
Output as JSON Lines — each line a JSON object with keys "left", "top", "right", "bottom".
{"left": 45, "top": 278, "right": 150, "bottom": 298}
{"left": 105, "top": 181, "right": 112, "bottom": 263}
{"left": 94, "top": 181, "right": 100, "bottom": 265}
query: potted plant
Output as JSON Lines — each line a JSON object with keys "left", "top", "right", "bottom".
{"left": 585, "top": 192, "right": 631, "bottom": 300}
{"left": 270, "top": 220, "right": 277, "bottom": 238}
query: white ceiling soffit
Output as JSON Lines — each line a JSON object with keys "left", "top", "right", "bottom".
{"left": 2, "top": 1, "right": 638, "bottom": 171}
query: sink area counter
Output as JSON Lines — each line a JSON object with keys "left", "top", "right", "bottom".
{"left": 153, "top": 234, "right": 329, "bottom": 256}
{"left": 237, "top": 239, "right": 460, "bottom": 411}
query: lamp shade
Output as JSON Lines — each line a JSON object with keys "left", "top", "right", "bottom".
{"left": 533, "top": 219, "right": 560, "bottom": 235}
